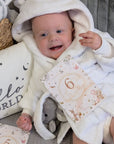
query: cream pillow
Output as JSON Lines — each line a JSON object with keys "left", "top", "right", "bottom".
{"left": 0, "top": 42, "right": 32, "bottom": 118}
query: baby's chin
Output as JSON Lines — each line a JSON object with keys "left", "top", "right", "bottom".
{"left": 51, "top": 50, "right": 66, "bottom": 59}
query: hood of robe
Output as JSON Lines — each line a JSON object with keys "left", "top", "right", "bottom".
{"left": 12, "top": 0, "right": 94, "bottom": 42}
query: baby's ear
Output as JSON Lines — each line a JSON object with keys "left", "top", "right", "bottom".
{"left": 14, "top": 0, "right": 26, "bottom": 9}
{"left": 0, "top": 18, "right": 13, "bottom": 50}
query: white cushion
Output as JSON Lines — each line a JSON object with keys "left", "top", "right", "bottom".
{"left": 0, "top": 42, "right": 32, "bottom": 119}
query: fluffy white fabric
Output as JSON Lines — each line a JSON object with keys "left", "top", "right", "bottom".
{"left": 13, "top": 0, "right": 26, "bottom": 8}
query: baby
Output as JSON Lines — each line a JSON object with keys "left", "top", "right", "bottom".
{"left": 11, "top": 0, "right": 114, "bottom": 143}
{"left": 16, "top": 12, "right": 114, "bottom": 144}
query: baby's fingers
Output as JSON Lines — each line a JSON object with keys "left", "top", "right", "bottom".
{"left": 79, "top": 31, "right": 94, "bottom": 39}
{"left": 16, "top": 115, "right": 32, "bottom": 131}
{"left": 16, "top": 119, "right": 32, "bottom": 131}
{"left": 79, "top": 37, "right": 93, "bottom": 47}
{"left": 79, "top": 31, "right": 102, "bottom": 50}
{"left": 21, "top": 123, "right": 32, "bottom": 132}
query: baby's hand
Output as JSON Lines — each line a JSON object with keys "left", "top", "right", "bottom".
{"left": 79, "top": 31, "right": 102, "bottom": 50}
{"left": 16, "top": 113, "right": 32, "bottom": 131}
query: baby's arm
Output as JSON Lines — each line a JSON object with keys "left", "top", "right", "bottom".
{"left": 79, "top": 31, "right": 102, "bottom": 50}
{"left": 79, "top": 30, "right": 114, "bottom": 72}
{"left": 16, "top": 113, "right": 32, "bottom": 131}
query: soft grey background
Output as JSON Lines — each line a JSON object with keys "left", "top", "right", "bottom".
{"left": 81, "top": 0, "right": 114, "bottom": 37}
{"left": 0, "top": 0, "right": 114, "bottom": 144}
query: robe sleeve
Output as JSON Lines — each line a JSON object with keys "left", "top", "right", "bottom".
{"left": 93, "top": 29, "right": 114, "bottom": 72}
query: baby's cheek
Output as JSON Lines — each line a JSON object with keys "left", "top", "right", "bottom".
{"left": 66, "top": 41, "right": 72, "bottom": 48}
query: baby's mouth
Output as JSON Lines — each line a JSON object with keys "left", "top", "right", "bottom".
{"left": 49, "top": 45, "right": 63, "bottom": 50}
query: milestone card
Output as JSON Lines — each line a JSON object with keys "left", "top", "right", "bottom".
{"left": 43, "top": 57, "right": 104, "bottom": 121}
{"left": 0, "top": 123, "right": 30, "bottom": 144}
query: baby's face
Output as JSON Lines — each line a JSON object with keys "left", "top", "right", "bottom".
{"left": 32, "top": 12, "right": 73, "bottom": 59}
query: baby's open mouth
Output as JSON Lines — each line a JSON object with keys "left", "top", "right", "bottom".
{"left": 49, "top": 45, "right": 63, "bottom": 50}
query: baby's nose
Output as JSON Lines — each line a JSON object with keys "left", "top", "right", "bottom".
{"left": 49, "top": 34, "right": 59, "bottom": 42}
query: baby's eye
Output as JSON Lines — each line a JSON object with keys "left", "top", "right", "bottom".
{"left": 56, "top": 30, "right": 62, "bottom": 33}
{"left": 41, "top": 33, "right": 47, "bottom": 37}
